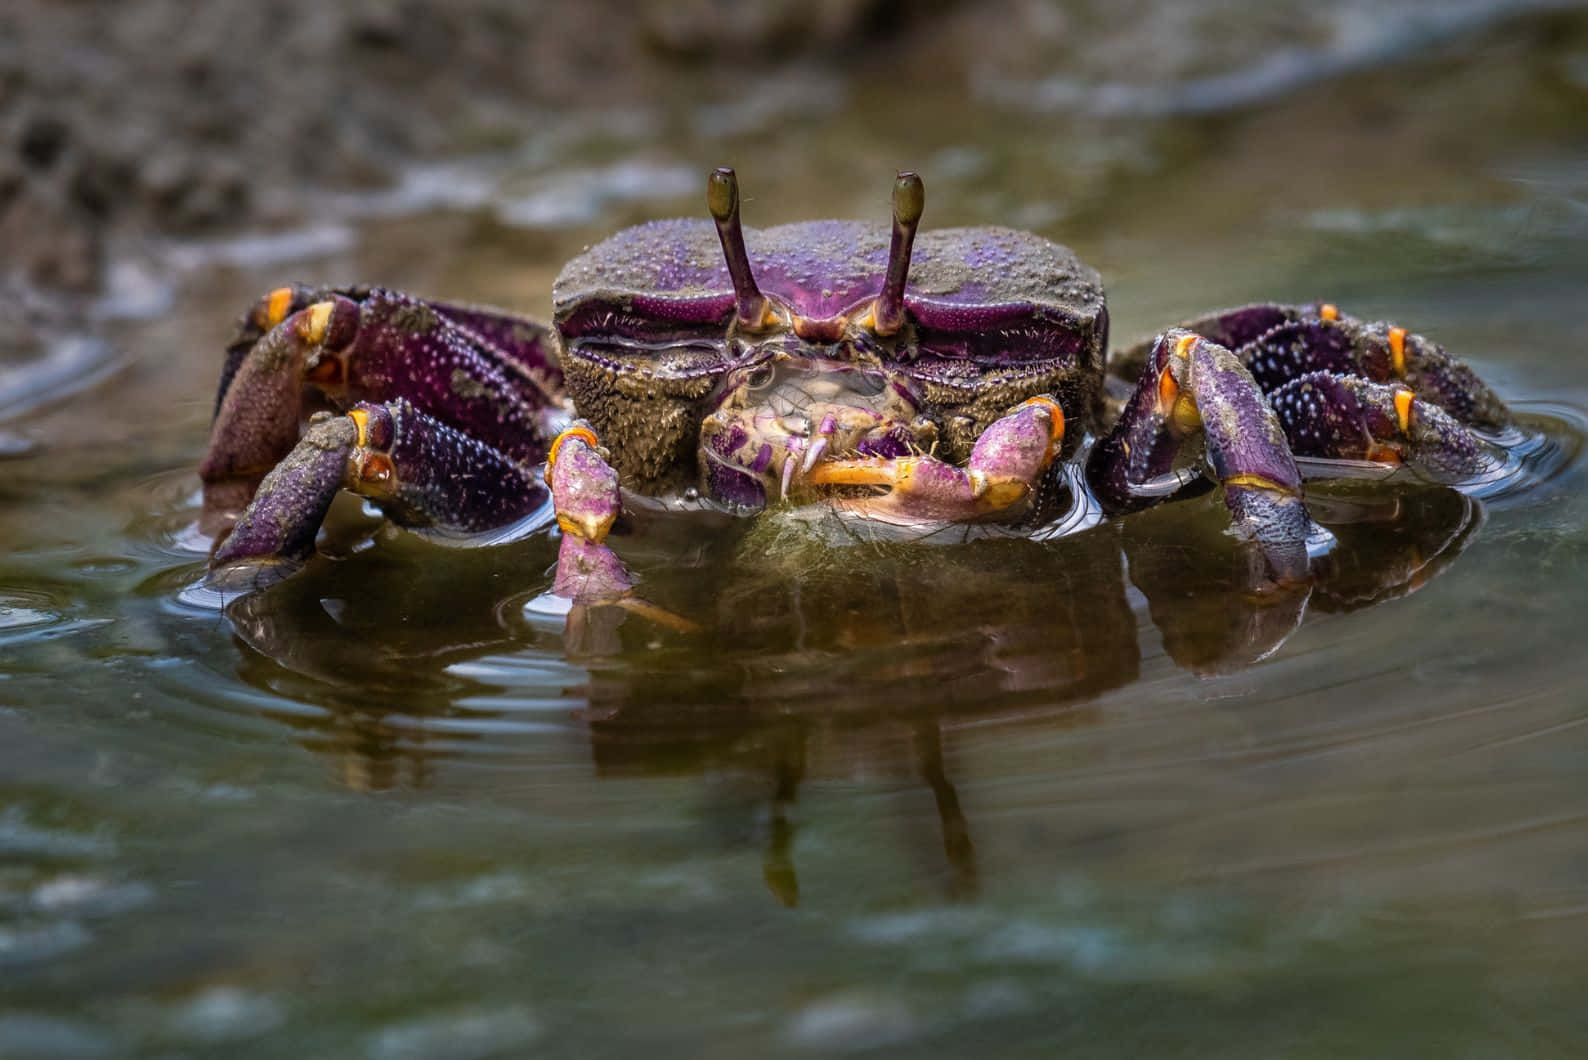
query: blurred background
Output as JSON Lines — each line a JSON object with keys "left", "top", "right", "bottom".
{"left": 3, "top": 1, "right": 1588, "bottom": 1057}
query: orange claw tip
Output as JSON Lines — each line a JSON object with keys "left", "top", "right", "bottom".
{"left": 348, "top": 407, "right": 371, "bottom": 446}
{"left": 556, "top": 509, "right": 614, "bottom": 544}
{"left": 260, "top": 286, "right": 295, "bottom": 329}
{"left": 1319, "top": 302, "right": 1341, "bottom": 322}
{"left": 1223, "top": 472, "right": 1301, "bottom": 497}
{"left": 546, "top": 425, "right": 600, "bottom": 475}
{"left": 296, "top": 301, "right": 335, "bottom": 344}
{"left": 1172, "top": 333, "right": 1197, "bottom": 359}
{"left": 1363, "top": 443, "right": 1405, "bottom": 465}
{"left": 306, "top": 356, "right": 343, "bottom": 384}
{"left": 1393, "top": 387, "right": 1415, "bottom": 434}
{"left": 1017, "top": 395, "right": 1066, "bottom": 452}
{"left": 1156, "top": 366, "right": 1180, "bottom": 412}
{"left": 1388, "top": 326, "right": 1408, "bottom": 377}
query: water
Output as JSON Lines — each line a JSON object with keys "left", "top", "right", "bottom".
{"left": 4, "top": 7, "right": 1588, "bottom": 1056}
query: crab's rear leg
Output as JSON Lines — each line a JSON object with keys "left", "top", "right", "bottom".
{"left": 1269, "top": 372, "right": 1491, "bottom": 481}
{"left": 1111, "top": 303, "right": 1512, "bottom": 432}
{"left": 802, "top": 397, "right": 1066, "bottom": 523}
{"left": 202, "top": 288, "right": 565, "bottom": 533}
{"left": 1236, "top": 308, "right": 1511, "bottom": 431}
{"left": 209, "top": 399, "right": 547, "bottom": 590}
{"left": 214, "top": 285, "right": 563, "bottom": 418}
{"left": 1089, "top": 330, "right": 1315, "bottom": 585}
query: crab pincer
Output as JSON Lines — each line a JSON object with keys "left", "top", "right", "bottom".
{"left": 805, "top": 396, "right": 1066, "bottom": 523}
{"left": 545, "top": 424, "right": 698, "bottom": 633}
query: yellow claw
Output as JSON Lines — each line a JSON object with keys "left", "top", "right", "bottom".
{"left": 1319, "top": 302, "right": 1340, "bottom": 322}
{"left": 558, "top": 509, "right": 614, "bottom": 544}
{"left": 1388, "top": 326, "right": 1407, "bottom": 377}
{"left": 260, "top": 286, "right": 294, "bottom": 329}
{"left": 1394, "top": 387, "right": 1415, "bottom": 434}
{"left": 297, "top": 301, "right": 335, "bottom": 345}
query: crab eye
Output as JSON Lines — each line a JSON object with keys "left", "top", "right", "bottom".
{"left": 745, "top": 364, "right": 775, "bottom": 389}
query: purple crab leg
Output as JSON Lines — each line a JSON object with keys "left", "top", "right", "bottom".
{"left": 214, "top": 285, "right": 562, "bottom": 418}
{"left": 208, "top": 399, "right": 546, "bottom": 590}
{"left": 201, "top": 297, "right": 358, "bottom": 526}
{"left": 803, "top": 396, "right": 1065, "bottom": 523}
{"left": 207, "top": 411, "right": 356, "bottom": 589}
{"left": 1113, "top": 303, "right": 1511, "bottom": 430}
{"left": 1089, "top": 330, "right": 1314, "bottom": 585}
{"left": 202, "top": 288, "right": 565, "bottom": 528}
{"left": 1242, "top": 308, "right": 1511, "bottom": 430}
{"left": 1268, "top": 372, "right": 1490, "bottom": 481}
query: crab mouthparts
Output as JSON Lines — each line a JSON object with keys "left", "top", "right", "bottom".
{"left": 699, "top": 360, "right": 932, "bottom": 508}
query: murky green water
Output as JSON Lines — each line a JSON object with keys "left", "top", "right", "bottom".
{"left": 5, "top": 8, "right": 1588, "bottom": 1057}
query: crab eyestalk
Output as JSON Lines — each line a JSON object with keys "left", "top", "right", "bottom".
{"left": 872, "top": 171, "right": 924, "bottom": 337}
{"left": 706, "top": 167, "right": 771, "bottom": 332}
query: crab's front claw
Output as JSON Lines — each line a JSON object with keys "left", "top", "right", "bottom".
{"left": 1091, "top": 330, "right": 1314, "bottom": 586}
{"left": 546, "top": 424, "right": 631, "bottom": 604}
{"left": 806, "top": 397, "right": 1064, "bottom": 523}
{"left": 546, "top": 424, "right": 698, "bottom": 636}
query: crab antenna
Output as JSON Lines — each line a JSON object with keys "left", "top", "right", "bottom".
{"left": 873, "top": 171, "right": 924, "bottom": 336}
{"left": 706, "top": 167, "right": 769, "bottom": 329}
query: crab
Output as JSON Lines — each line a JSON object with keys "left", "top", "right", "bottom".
{"left": 198, "top": 167, "right": 1511, "bottom": 642}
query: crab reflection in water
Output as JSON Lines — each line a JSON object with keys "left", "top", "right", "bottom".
{"left": 223, "top": 482, "right": 1477, "bottom": 904}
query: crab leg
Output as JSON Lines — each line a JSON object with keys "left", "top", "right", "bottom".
{"left": 208, "top": 399, "right": 546, "bottom": 590}
{"left": 1112, "top": 303, "right": 1511, "bottom": 430}
{"left": 803, "top": 396, "right": 1065, "bottom": 523}
{"left": 1089, "top": 330, "right": 1314, "bottom": 584}
{"left": 214, "top": 285, "right": 562, "bottom": 417}
{"left": 1269, "top": 372, "right": 1490, "bottom": 481}
{"left": 202, "top": 287, "right": 564, "bottom": 530}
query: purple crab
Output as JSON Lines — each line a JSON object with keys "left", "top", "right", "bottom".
{"left": 198, "top": 167, "right": 1509, "bottom": 637}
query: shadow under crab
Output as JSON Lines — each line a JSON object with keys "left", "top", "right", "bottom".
{"left": 196, "top": 166, "right": 1515, "bottom": 653}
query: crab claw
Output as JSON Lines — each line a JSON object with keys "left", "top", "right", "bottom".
{"left": 546, "top": 424, "right": 630, "bottom": 603}
{"left": 806, "top": 396, "right": 1064, "bottom": 522}
{"left": 545, "top": 424, "right": 700, "bottom": 635}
